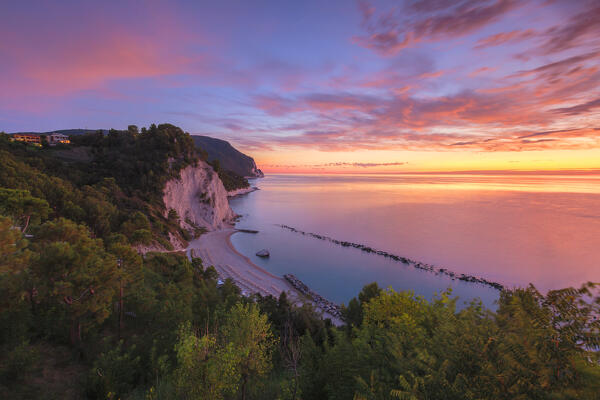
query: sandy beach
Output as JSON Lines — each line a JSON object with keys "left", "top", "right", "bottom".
{"left": 187, "top": 228, "right": 342, "bottom": 324}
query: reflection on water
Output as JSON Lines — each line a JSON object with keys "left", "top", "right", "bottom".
{"left": 228, "top": 174, "right": 600, "bottom": 308}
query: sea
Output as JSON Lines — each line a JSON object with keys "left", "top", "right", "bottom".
{"left": 228, "top": 173, "right": 600, "bottom": 309}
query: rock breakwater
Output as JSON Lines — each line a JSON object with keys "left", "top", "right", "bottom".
{"left": 284, "top": 274, "right": 342, "bottom": 318}
{"left": 278, "top": 224, "right": 505, "bottom": 291}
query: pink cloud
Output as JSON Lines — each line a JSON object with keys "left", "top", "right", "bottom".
{"left": 418, "top": 70, "right": 445, "bottom": 79}
{"left": 551, "top": 98, "right": 600, "bottom": 116}
{"left": 20, "top": 33, "right": 200, "bottom": 93}
{"left": 246, "top": 42, "right": 600, "bottom": 154}
{"left": 469, "top": 66, "right": 497, "bottom": 77}
{"left": 253, "top": 94, "right": 300, "bottom": 116}
{"left": 0, "top": 3, "right": 222, "bottom": 111}
{"left": 474, "top": 29, "right": 536, "bottom": 49}
{"left": 355, "top": 0, "right": 523, "bottom": 55}
{"left": 539, "top": 5, "right": 600, "bottom": 54}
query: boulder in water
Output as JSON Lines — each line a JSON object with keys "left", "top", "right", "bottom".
{"left": 256, "top": 249, "right": 270, "bottom": 257}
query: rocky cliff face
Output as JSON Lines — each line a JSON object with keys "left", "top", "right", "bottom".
{"left": 249, "top": 163, "right": 264, "bottom": 178}
{"left": 163, "top": 161, "right": 235, "bottom": 234}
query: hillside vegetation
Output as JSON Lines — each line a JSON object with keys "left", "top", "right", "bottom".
{"left": 192, "top": 135, "right": 264, "bottom": 178}
{"left": 0, "top": 125, "right": 598, "bottom": 399}
{"left": 209, "top": 158, "right": 251, "bottom": 192}
{"left": 1, "top": 124, "right": 198, "bottom": 249}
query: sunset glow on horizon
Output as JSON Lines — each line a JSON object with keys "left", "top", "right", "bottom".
{"left": 1, "top": 0, "right": 599, "bottom": 173}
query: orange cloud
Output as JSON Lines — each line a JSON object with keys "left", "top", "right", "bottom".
{"left": 248, "top": 49, "right": 600, "bottom": 154}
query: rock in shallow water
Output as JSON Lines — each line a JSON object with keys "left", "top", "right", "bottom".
{"left": 256, "top": 249, "right": 270, "bottom": 257}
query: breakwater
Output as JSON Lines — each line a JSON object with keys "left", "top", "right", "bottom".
{"left": 284, "top": 274, "right": 342, "bottom": 318}
{"left": 278, "top": 224, "right": 505, "bottom": 291}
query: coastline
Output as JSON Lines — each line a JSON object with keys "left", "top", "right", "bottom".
{"left": 227, "top": 186, "right": 259, "bottom": 197}
{"left": 223, "top": 230, "right": 281, "bottom": 280}
{"left": 187, "top": 228, "right": 342, "bottom": 324}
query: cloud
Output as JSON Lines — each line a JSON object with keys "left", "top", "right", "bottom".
{"left": 0, "top": 3, "right": 325, "bottom": 109}
{"left": 539, "top": 5, "right": 600, "bottom": 54}
{"left": 518, "top": 128, "right": 583, "bottom": 139}
{"left": 22, "top": 33, "right": 201, "bottom": 91}
{"left": 304, "top": 93, "right": 381, "bottom": 112}
{"left": 551, "top": 98, "right": 600, "bottom": 115}
{"left": 253, "top": 94, "right": 299, "bottom": 116}
{"left": 514, "top": 51, "right": 600, "bottom": 77}
{"left": 263, "top": 161, "right": 406, "bottom": 169}
{"left": 245, "top": 70, "right": 600, "bottom": 152}
{"left": 474, "top": 29, "right": 535, "bottom": 49}
{"left": 469, "top": 67, "right": 497, "bottom": 77}
{"left": 2, "top": 0, "right": 598, "bottom": 160}
{"left": 0, "top": 4, "right": 219, "bottom": 113}
{"left": 355, "top": 0, "right": 523, "bottom": 55}
{"left": 319, "top": 161, "right": 406, "bottom": 168}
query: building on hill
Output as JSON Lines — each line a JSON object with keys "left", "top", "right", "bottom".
{"left": 10, "top": 132, "right": 70, "bottom": 146}
{"left": 48, "top": 133, "right": 70, "bottom": 145}
{"left": 11, "top": 133, "right": 42, "bottom": 145}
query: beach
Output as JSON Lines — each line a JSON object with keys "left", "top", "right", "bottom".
{"left": 187, "top": 228, "right": 342, "bottom": 324}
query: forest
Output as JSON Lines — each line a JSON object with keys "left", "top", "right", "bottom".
{"left": 0, "top": 125, "right": 598, "bottom": 399}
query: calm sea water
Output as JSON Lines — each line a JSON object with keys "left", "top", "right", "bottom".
{"left": 229, "top": 174, "right": 600, "bottom": 309}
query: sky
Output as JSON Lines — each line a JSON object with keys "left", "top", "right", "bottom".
{"left": 1, "top": 0, "right": 599, "bottom": 173}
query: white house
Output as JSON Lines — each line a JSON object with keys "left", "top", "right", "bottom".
{"left": 48, "top": 133, "right": 70, "bottom": 145}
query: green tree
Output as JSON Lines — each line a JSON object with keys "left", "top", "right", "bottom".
{"left": 87, "top": 340, "right": 142, "bottom": 398}
{"left": 0, "top": 215, "right": 30, "bottom": 277}
{"left": 30, "top": 218, "right": 118, "bottom": 346}
{"left": 211, "top": 159, "right": 221, "bottom": 173}
{"left": 127, "top": 125, "right": 139, "bottom": 135}
{"left": 326, "top": 284, "right": 600, "bottom": 400}
{"left": 121, "top": 211, "right": 152, "bottom": 243}
{"left": 174, "top": 323, "right": 238, "bottom": 399}
{"left": 221, "top": 302, "right": 276, "bottom": 400}
{"left": 133, "top": 252, "right": 195, "bottom": 372}
{"left": 280, "top": 320, "right": 302, "bottom": 400}
{"left": 490, "top": 284, "right": 600, "bottom": 399}
{"left": 0, "top": 188, "right": 50, "bottom": 233}
{"left": 167, "top": 209, "right": 179, "bottom": 223}
{"left": 107, "top": 238, "right": 143, "bottom": 339}
{"left": 298, "top": 332, "right": 328, "bottom": 400}
{"left": 341, "top": 282, "right": 382, "bottom": 327}
{"left": 0, "top": 216, "right": 33, "bottom": 344}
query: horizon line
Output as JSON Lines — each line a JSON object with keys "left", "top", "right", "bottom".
{"left": 260, "top": 168, "right": 600, "bottom": 176}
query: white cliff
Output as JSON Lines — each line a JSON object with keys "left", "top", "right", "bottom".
{"left": 163, "top": 162, "right": 235, "bottom": 234}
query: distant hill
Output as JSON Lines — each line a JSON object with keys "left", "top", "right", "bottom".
{"left": 53, "top": 128, "right": 109, "bottom": 136}
{"left": 192, "top": 135, "right": 264, "bottom": 178}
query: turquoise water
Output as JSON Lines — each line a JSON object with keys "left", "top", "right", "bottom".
{"left": 228, "top": 174, "right": 600, "bottom": 309}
